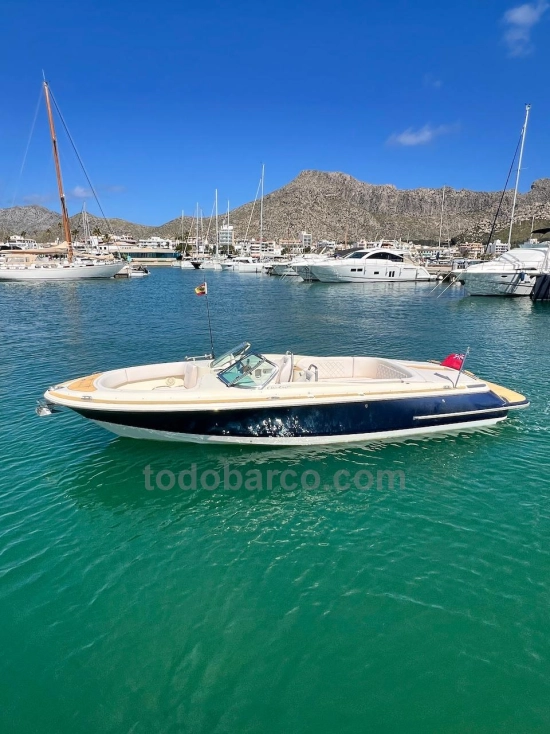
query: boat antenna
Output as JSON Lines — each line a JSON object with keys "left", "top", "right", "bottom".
{"left": 43, "top": 79, "right": 73, "bottom": 261}
{"left": 507, "top": 104, "right": 531, "bottom": 248}
{"left": 204, "top": 281, "right": 215, "bottom": 357}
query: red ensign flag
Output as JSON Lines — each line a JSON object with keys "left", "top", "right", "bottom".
{"left": 194, "top": 283, "right": 207, "bottom": 296}
{"left": 441, "top": 353, "right": 465, "bottom": 370}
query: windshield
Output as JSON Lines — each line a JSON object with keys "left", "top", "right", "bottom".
{"left": 218, "top": 353, "right": 278, "bottom": 389}
{"left": 210, "top": 341, "right": 251, "bottom": 369}
{"left": 345, "top": 251, "right": 368, "bottom": 259}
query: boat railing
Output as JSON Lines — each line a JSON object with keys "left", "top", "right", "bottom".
{"left": 308, "top": 364, "right": 319, "bottom": 382}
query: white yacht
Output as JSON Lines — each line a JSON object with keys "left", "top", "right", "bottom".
{"left": 461, "top": 104, "right": 535, "bottom": 297}
{"left": 459, "top": 246, "right": 548, "bottom": 296}
{"left": 190, "top": 258, "right": 223, "bottom": 271}
{"left": 308, "top": 248, "right": 432, "bottom": 283}
{"left": 0, "top": 257, "right": 125, "bottom": 281}
{"left": 40, "top": 340, "right": 529, "bottom": 445}
{"left": 293, "top": 255, "right": 333, "bottom": 281}
{"left": 221, "top": 257, "right": 267, "bottom": 273}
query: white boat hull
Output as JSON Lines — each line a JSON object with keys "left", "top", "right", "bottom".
{"left": 221, "top": 262, "right": 267, "bottom": 273}
{"left": 0, "top": 261, "right": 125, "bottom": 281}
{"left": 461, "top": 271, "right": 537, "bottom": 296}
{"left": 309, "top": 263, "right": 433, "bottom": 283}
{"left": 93, "top": 416, "right": 506, "bottom": 445}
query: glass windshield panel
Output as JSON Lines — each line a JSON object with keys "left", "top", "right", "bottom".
{"left": 211, "top": 341, "right": 250, "bottom": 369}
{"left": 218, "top": 353, "right": 277, "bottom": 389}
{"left": 345, "top": 251, "right": 368, "bottom": 259}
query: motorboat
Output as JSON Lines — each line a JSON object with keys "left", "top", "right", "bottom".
{"left": 41, "top": 341, "right": 528, "bottom": 445}
{"left": 308, "top": 248, "right": 433, "bottom": 283}
{"left": 190, "top": 258, "right": 223, "bottom": 270}
{"left": 293, "top": 255, "right": 333, "bottom": 281}
{"left": 176, "top": 258, "right": 195, "bottom": 269}
{"left": 458, "top": 246, "right": 548, "bottom": 296}
{"left": 115, "top": 264, "right": 150, "bottom": 278}
{"left": 221, "top": 257, "right": 267, "bottom": 273}
{"left": 271, "top": 255, "right": 331, "bottom": 280}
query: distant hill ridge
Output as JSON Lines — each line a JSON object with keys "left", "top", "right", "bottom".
{"left": 2, "top": 171, "right": 550, "bottom": 244}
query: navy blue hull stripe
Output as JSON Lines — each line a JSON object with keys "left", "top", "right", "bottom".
{"left": 72, "top": 391, "right": 508, "bottom": 439}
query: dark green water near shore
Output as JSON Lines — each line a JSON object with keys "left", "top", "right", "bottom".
{"left": 1, "top": 269, "right": 549, "bottom": 733}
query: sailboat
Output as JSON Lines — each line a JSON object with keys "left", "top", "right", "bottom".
{"left": 0, "top": 80, "right": 125, "bottom": 281}
{"left": 221, "top": 165, "right": 273, "bottom": 273}
{"left": 460, "top": 104, "right": 548, "bottom": 297}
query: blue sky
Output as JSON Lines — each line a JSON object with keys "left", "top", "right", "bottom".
{"left": 0, "top": 0, "right": 549, "bottom": 224}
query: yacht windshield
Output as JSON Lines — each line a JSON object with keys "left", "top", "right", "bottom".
{"left": 345, "top": 251, "right": 368, "bottom": 259}
{"left": 210, "top": 341, "right": 251, "bottom": 369}
{"left": 218, "top": 353, "right": 278, "bottom": 389}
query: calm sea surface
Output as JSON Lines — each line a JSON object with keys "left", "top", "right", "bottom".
{"left": 1, "top": 269, "right": 549, "bottom": 733}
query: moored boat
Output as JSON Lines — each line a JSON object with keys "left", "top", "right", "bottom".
{"left": 41, "top": 341, "right": 528, "bottom": 445}
{"left": 0, "top": 79, "right": 125, "bottom": 283}
{"left": 459, "top": 246, "right": 547, "bottom": 296}
{"left": 308, "top": 248, "right": 433, "bottom": 283}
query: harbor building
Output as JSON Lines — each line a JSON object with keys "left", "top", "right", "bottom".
{"left": 218, "top": 224, "right": 234, "bottom": 250}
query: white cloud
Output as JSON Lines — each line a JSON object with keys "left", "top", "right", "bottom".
{"left": 503, "top": 1, "right": 549, "bottom": 56}
{"left": 387, "top": 123, "right": 459, "bottom": 147}
{"left": 70, "top": 185, "right": 92, "bottom": 198}
{"left": 423, "top": 73, "right": 442, "bottom": 89}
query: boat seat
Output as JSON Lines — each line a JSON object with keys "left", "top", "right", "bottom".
{"left": 274, "top": 354, "right": 293, "bottom": 384}
{"left": 183, "top": 363, "right": 199, "bottom": 389}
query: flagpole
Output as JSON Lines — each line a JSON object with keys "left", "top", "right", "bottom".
{"left": 204, "top": 281, "right": 215, "bottom": 358}
{"left": 453, "top": 346, "right": 470, "bottom": 388}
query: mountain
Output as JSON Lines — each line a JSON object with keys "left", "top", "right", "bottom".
{"left": 3, "top": 171, "right": 550, "bottom": 245}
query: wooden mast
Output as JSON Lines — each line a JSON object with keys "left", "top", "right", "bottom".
{"left": 43, "top": 80, "right": 73, "bottom": 262}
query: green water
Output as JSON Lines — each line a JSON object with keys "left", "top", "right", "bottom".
{"left": 1, "top": 270, "right": 549, "bottom": 733}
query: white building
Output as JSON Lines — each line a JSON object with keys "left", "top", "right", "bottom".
{"left": 300, "top": 231, "right": 313, "bottom": 250}
{"left": 218, "top": 224, "right": 234, "bottom": 250}
{"left": 486, "top": 239, "right": 510, "bottom": 256}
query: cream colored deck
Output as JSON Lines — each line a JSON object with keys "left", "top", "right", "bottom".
{"left": 66, "top": 373, "right": 102, "bottom": 392}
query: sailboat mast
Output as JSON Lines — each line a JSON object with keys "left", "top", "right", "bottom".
{"left": 507, "top": 103, "right": 531, "bottom": 248}
{"left": 260, "top": 163, "right": 264, "bottom": 245}
{"left": 43, "top": 80, "right": 73, "bottom": 261}
{"left": 196, "top": 203, "right": 199, "bottom": 256}
{"left": 437, "top": 186, "right": 446, "bottom": 256}
{"left": 215, "top": 189, "right": 219, "bottom": 258}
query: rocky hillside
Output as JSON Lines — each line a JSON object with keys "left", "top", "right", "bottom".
{"left": 3, "top": 171, "right": 550, "bottom": 244}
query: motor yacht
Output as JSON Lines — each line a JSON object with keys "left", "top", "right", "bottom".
{"left": 308, "top": 248, "right": 432, "bottom": 283}
{"left": 458, "top": 246, "right": 548, "bottom": 296}
{"left": 221, "top": 257, "right": 267, "bottom": 273}
{"left": 190, "top": 258, "right": 223, "bottom": 270}
{"left": 271, "top": 255, "right": 331, "bottom": 280}
{"left": 41, "top": 341, "right": 528, "bottom": 445}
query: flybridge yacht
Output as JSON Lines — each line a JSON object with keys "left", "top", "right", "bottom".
{"left": 459, "top": 246, "right": 549, "bottom": 296}
{"left": 308, "top": 248, "right": 432, "bottom": 283}
{"left": 40, "top": 341, "right": 528, "bottom": 445}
